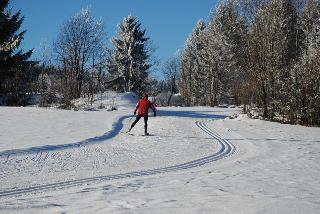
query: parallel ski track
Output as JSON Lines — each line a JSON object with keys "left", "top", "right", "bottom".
{"left": 0, "top": 121, "right": 235, "bottom": 198}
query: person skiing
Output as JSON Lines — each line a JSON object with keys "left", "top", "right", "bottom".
{"left": 128, "top": 93, "right": 156, "bottom": 135}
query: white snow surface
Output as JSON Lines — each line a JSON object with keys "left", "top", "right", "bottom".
{"left": 0, "top": 94, "right": 320, "bottom": 214}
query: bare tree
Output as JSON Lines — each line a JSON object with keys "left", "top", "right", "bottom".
{"left": 36, "top": 40, "right": 56, "bottom": 106}
{"left": 83, "top": 47, "right": 108, "bottom": 109}
{"left": 54, "top": 7, "right": 105, "bottom": 102}
{"left": 163, "top": 57, "right": 179, "bottom": 106}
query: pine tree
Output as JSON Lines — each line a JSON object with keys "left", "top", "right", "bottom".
{"left": 295, "top": 0, "right": 320, "bottom": 125}
{"left": 178, "top": 0, "right": 319, "bottom": 125}
{"left": 208, "top": 1, "right": 249, "bottom": 107}
{"left": 0, "top": 0, "right": 33, "bottom": 103}
{"left": 268, "top": 0, "right": 302, "bottom": 118}
{"left": 108, "top": 15, "right": 151, "bottom": 95}
{"left": 190, "top": 20, "right": 207, "bottom": 105}
{"left": 180, "top": 45, "right": 193, "bottom": 106}
{"left": 180, "top": 20, "right": 208, "bottom": 106}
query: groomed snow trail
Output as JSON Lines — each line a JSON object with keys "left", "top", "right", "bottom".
{"left": 0, "top": 121, "right": 235, "bottom": 198}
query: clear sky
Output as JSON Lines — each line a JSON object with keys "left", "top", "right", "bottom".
{"left": 11, "top": 0, "right": 218, "bottom": 64}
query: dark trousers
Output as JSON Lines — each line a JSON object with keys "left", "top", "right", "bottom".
{"left": 130, "top": 115, "right": 148, "bottom": 132}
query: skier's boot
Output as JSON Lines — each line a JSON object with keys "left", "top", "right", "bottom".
{"left": 127, "top": 128, "right": 132, "bottom": 133}
{"left": 144, "top": 129, "right": 149, "bottom": 136}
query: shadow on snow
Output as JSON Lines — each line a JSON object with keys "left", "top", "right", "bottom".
{"left": 157, "top": 109, "right": 227, "bottom": 120}
{"left": 0, "top": 109, "right": 227, "bottom": 157}
{"left": 0, "top": 115, "right": 132, "bottom": 157}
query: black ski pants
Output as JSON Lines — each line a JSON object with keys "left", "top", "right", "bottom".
{"left": 130, "top": 114, "right": 148, "bottom": 132}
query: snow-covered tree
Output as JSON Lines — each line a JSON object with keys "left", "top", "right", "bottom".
{"left": 163, "top": 56, "right": 180, "bottom": 106}
{"left": 293, "top": 0, "right": 320, "bottom": 125}
{"left": 208, "top": 1, "right": 249, "bottom": 107}
{"left": 180, "top": 2, "right": 248, "bottom": 107}
{"left": 180, "top": 20, "right": 209, "bottom": 106}
{"left": 108, "top": 15, "right": 151, "bottom": 95}
{"left": 179, "top": 0, "right": 320, "bottom": 126}
{"left": 54, "top": 7, "right": 105, "bottom": 101}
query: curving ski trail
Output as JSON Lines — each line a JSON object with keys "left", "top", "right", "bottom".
{"left": 0, "top": 121, "right": 235, "bottom": 198}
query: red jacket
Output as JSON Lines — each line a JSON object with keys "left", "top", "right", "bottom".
{"left": 135, "top": 97, "right": 156, "bottom": 116}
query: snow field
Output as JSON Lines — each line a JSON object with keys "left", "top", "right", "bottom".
{"left": 0, "top": 102, "right": 319, "bottom": 213}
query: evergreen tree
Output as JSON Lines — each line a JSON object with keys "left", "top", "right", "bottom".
{"left": 190, "top": 20, "right": 207, "bottom": 105}
{"left": 108, "top": 15, "right": 151, "bottom": 95}
{"left": 180, "top": 0, "right": 320, "bottom": 125}
{"left": 209, "top": 1, "right": 248, "bottom": 106}
{"left": 0, "top": 0, "right": 33, "bottom": 103}
{"left": 180, "top": 3, "right": 248, "bottom": 107}
{"left": 180, "top": 20, "right": 208, "bottom": 106}
{"left": 295, "top": 0, "right": 320, "bottom": 125}
{"left": 180, "top": 44, "right": 193, "bottom": 106}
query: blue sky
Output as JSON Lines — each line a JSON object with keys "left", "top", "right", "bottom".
{"left": 11, "top": 0, "right": 218, "bottom": 64}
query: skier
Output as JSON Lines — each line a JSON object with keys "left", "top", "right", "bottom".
{"left": 128, "top": 93, "right": 156, "bottom": 135}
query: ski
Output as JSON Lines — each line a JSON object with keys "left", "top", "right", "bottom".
{"left": 121, "top": 131, "right": 134, "bottom": 136}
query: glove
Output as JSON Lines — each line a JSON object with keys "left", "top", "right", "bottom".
{"left": 154, "top": 112, "right": 156, "bottom": 117}
{"left": 134, "top": 110, "right": 137, "bottom": 115}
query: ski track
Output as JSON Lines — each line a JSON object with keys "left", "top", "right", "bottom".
{"left": 0, "top": 121, "right": 236, "bottom": 198}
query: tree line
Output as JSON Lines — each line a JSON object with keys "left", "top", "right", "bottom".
{"left": 179, "top": 0, "right": 320, "bottom": 126}
{"left": 0, "top": 1, "right": 153, "bottom": 108}
{"left": 1, "top": 0, "right": 319, "bottom": 126}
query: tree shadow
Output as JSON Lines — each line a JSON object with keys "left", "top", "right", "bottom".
{"left": 0, "top": 109, "right": 228, "bottom": 157}
{"left": 0, "top": 115, "right": 133, "bottom": 157}
{"left": 227, "top": 138, "right": 320, "bottom": 143}
{"left": 157, "top": 109, "right": 227, "bottom": 119}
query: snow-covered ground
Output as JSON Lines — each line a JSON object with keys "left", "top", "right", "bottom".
{"left": 0, "top": 93, "right": 319, "bottom": 213}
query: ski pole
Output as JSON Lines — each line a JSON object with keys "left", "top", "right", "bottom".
{"left": 128, "top": 115, "right": 134, "bottom": 123}
{"left": 126, "top": 114, "right": 134, "bottom": 130}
